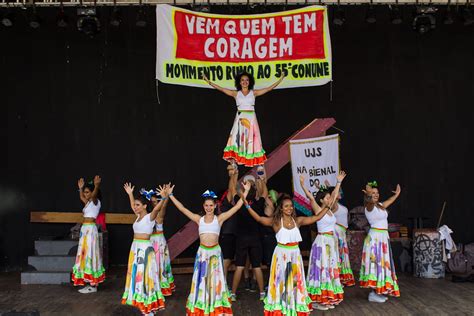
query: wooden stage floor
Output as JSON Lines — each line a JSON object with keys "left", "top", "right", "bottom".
{"left": 1, "top": 268, "right": 473, "bottom": 316}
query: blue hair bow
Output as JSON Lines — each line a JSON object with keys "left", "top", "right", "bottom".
{"left": 202, "top": 190, "right": 218, "bottom": 199}
{"left": 139, "top": 188, "right": 155, "bottom": 201}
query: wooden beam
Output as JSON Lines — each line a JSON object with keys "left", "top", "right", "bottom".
{"left": 167, "top": 118, "right": 336, "bottom": 260}
{"left": 30, "top": 211, "right": 136, "bottom": 224}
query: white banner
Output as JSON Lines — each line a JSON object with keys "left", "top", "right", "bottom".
{"left": 289, "top": 134, "right": 339, "bottom": 215}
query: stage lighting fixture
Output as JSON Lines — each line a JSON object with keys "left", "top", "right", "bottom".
{"left": 29, "top": 1, "right": 41, "bottom": 29}
{"left": 462, "top": 4, "right": 474, "bottom": 26}
{"left": 57, "top": 2, "right": 68, "bottom": 28}
{"left": 77, "top": 7, "right": 101, "bottom": 37}
{"left": 366, "top": 4, "right": 377, "bottom": 24}
{"left": 333, "top": 1, "right": 345, "bottom": 26}
{"left": 390, "top": 4, "right": 403, "bottom": 24}
{"left": 412, "top": 6, "right": 437, "bottom": 34}
{"left": 443, "top": 5, "right": 454, "bottom": 25}
{"left": 1, "top": 5, "right": 14, "bottom": 27}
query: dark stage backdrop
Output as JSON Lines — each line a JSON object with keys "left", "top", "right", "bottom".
{"left": 2, "top": 5, "right": 474, "bottom": 270}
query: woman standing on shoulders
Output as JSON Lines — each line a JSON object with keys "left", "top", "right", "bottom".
{"left": 168, "top": 182, "right": 251, "bottom": 316}
{"left": 360, "top": 181, "right": 401, "bottom": 303}
{"left": 203, "top": 72, "right": 284, "bottom": 167}
{"left": 72, "top": 175, "right": 106, "bottom": 293}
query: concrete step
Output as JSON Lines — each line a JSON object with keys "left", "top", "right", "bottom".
{"left": 21, "top": 271, "right": 71, "bottom": 285}
{"left": 34, "top": 240, "right": 78, "bottom": 256}
{"left": 28, "top": 255, "right": 75, "bottom": 272}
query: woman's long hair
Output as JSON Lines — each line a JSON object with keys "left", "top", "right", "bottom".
{"left": 272, "top": 194, "right": 297, "bottom": 227}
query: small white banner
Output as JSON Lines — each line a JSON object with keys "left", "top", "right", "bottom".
{"left": 290, "top": 134, "right": 339, "bottom": 215}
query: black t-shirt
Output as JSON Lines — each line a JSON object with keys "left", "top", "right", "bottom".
{"left": 220, "top": 198, "right": 237, "bottom": 235}
{"left": 234, "top": 195, "right": 265, "bottom": 237}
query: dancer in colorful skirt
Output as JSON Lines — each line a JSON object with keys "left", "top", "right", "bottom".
{"left": 72, "top": 175, "right": 106, "bottom": 293}
{"left": 329, "top": 186, "right": 355, "bottom": 287}
{"left": 147, "top": 188, "right": 176, "bottom": 296}
{"left": 168, "top": 181, "right": 251, "bottom": 316}
{"left": 360, "top": 181, "right": 402, "bottom": 303}
{"left": 245, "top": 191, "right": 333, "bottom": 316}
{"left": 203, "top": 72, "right": 284, "bottom": 167}
{"left": 301, "top": 172, "right": 346, "bottom": 311}
{"left": 122, "top": 183, "right": 168, "bottom": 315}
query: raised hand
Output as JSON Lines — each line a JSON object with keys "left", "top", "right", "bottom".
{"left": 336, "top": 171, "right": 347, "bottom": 183}
{"left": 78, "top": 178, "right": 85, "bottom": 189}
{"left": 168, "top": 184, "right": 175, "bottom": 195}
{"left": 93, "top": 175, "right": 101, "bottom": 186}
{"left": 299, "top": 174, "right": 305, "bottom": 186}
{"left": 124, "top": 182, "right": 134, "bottom": 195}
{"left": 324, "top": 179, "right": 331, "bottom": 187}
{"left": 392, "top": 184, "right": 401, "bottom": 196}
{"left": 156, "top": 184, "right": 168, "bottom": 198}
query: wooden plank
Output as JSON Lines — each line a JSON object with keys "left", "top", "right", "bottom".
{"left": 167, "top": 118, "right": 336, "bottom": 260}
{"left": 30, "top": 211, "right": 136, "bottom": 224}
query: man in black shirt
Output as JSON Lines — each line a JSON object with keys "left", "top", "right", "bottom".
{"left": 230, "top": 172, "right": 274, "bottom": 301}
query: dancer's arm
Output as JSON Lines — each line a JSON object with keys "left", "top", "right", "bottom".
{"left": 218, "top": 181, "right": 250, "bottom": 224}
{"left": 77, "top": 178, "right": 88, "bottom": 205}
{"left": 123, "top": 182, "right": 135, "bottom": 211}
{"left": 168, "top": 185, "right": 201, "bottom": 224}
{"left": 203, "top": 75, "right": 237, "bottom": 97}
{"left": 299, "top": 174, "right": 322, "bottom": 214}
{"left": 381, "top": 184, "right": 401, "bottom": 210}
{"left": 149, "top": 184, "right": 168, "bottom": 221}
{"left": 91, "top": 175, "right": 101, "bottom": 205}
{"left": 296, "top": 206, "right": 330, "bottom": 226}
{"left": 328, "top": 171, "right": 346, "bottom": 210}
{"left": 363, "top": 185, "right": 376, "bottom": 211}
{"left": 227, "top": 164, "right": 238, "bottom": 203}
{"left": 246, "top": 203, "right": 273, "bottom": 227}
{"left": 254, "top": 75, "right": 285, "bottom": 97}
{"left": 155, "top": 183, "right": 170, "bottom": 223}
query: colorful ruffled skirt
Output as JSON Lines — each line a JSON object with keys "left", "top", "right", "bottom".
{"left": 264, "top": 243, "right": 311, "bottom": 316}
{"left": 186, "top": 244, "right": 232, "bottom": 316}
{"left": 223, "top": 110, "right": 267, "bottom": 167}
{"left": 334, "top": 224, "right": 355, "bottom": 286}
{"left": 71, "top": 223, "right": 106, "bottom": 286}
{"left": 151, "top": 231, "right": 175, "bottom": 296}
{"left": 359, "top": 228, "right": 400, "bottom": 297}
{"left": 306, "top": 233, "right": 344, "bottom": 305}
{"left": 122, "top": 239, "right": 165, "bottom": 314}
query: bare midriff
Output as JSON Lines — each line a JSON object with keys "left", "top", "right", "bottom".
{"left": 134, "top": 233, "right": 151, "bottom": 240}
{"left": 83, "top": 217, "right": 96, "bottom": 223}
{"left": 199, "top": 233, "right": 219, "bottom": 247}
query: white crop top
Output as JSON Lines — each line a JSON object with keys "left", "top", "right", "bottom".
{"left": 334, "top": 203, "right": 349, "bottom": 228}
{"left": 199, "top": 216, "right": 220, "bottom": 236}
{"left": 82, "top": 200, "right": 101, "bottom": 219}
{"left": 133, "top": 213, "right": 155, "bottom": 234}
{"left": 154, "top": 223, "right": 163, "bottom": 231}
{"left": 316, "top": 212, "right": 336, "bottom": 233}
{"left": 275, "top": 218, "right": 303, "bottom": 244}
{"left": 365, "top": 205, "right": 388, "bottom": 229}
{"left": 236, "top": 90, "right": 255, "bottom": 111}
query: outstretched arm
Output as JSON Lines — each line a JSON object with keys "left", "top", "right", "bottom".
{"left": 226, "top": 164, "right": 238, "bottom": 203}
{"left": 123, "top": 182, "right": 135, "bottom": 212}
{"left": 77, "top": 178, "right": 88, "bottom": 205}
{"left": 203, "top": 75, "right": 237, "bottom": 98}
{"left": 168, "top": 185, "right": 201, "bottom": 224}
{"left": 246, "top": 203, "right": 273, "bottom": 227}
{"left": 91, "top": 175, "right": 101, "bottom": 204}
{"left": 296, "top": 206, "right": 330, "bottom": 226}
{"left": 382, "top": 184, "right": 401, "bottom": 209}
{"left": 299, "top": 174, "right": 322, "bottom": 214}
{"left": 328, "top": 171, "right": 347, "bottom": 210}
{"left": 218, "top": 181, "right": 250, "bottom": 224}
{"left": 363, "top": 185, "right": 376, "bottom": 211}
{"left": 253, "top": 75, "right": 285, "bottom": 97}
{"left": 156, "top": 183, "right": 170, "bottom": 222}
